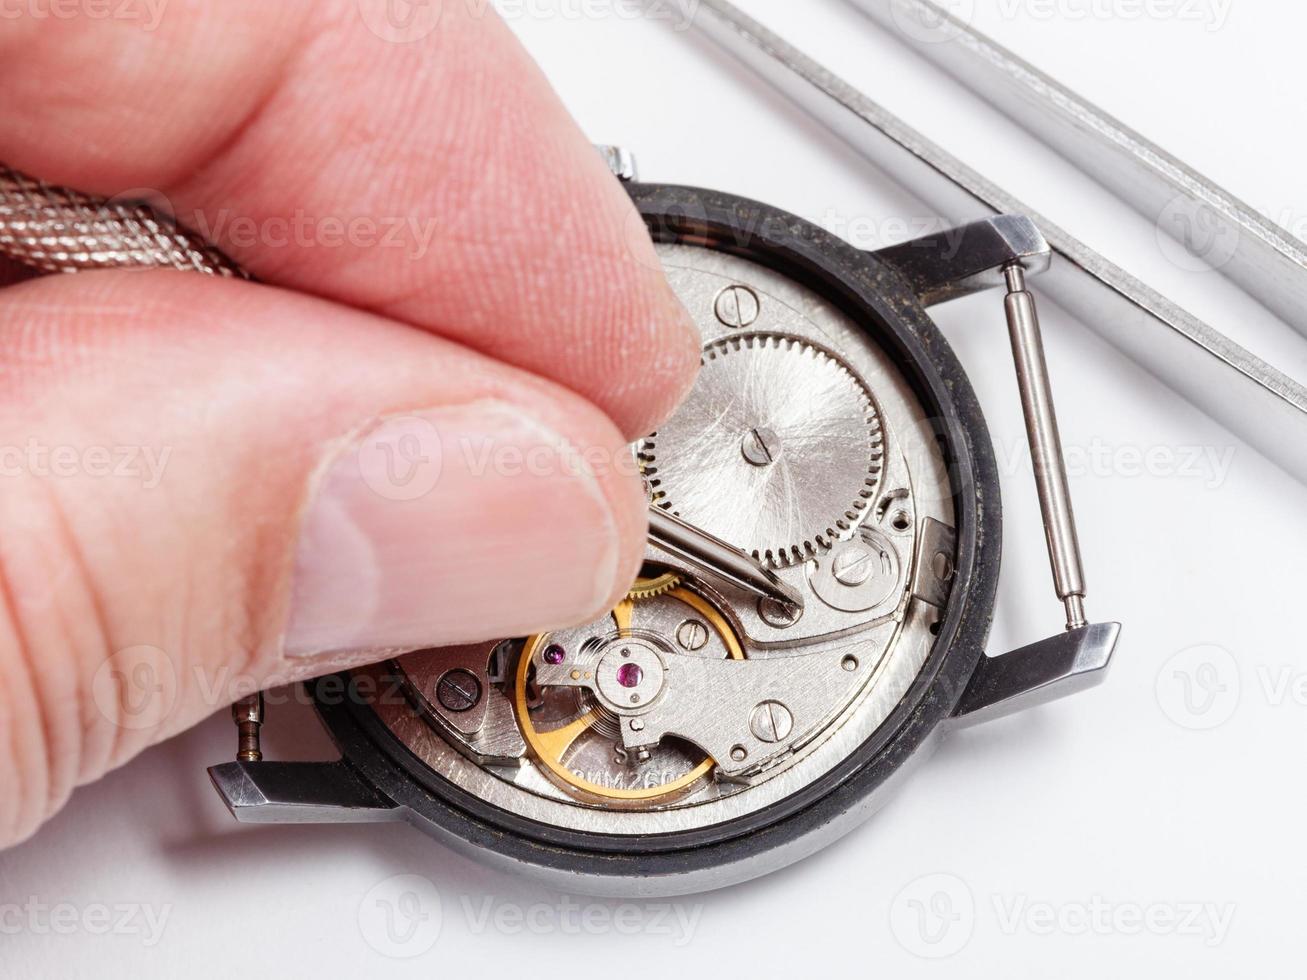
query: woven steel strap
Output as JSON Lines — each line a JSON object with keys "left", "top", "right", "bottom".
{"left": 0, "top": 164, "right": 244, "bottom": 278}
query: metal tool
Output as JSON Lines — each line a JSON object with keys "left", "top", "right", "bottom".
{"left": 647, "top": 507, "right": 806, "bottom": 609}
{"left": 855, "top": 0, "right": 1307, "bottom": 338}
{"left": 671, "top": 0, "right": 1307, "bottom": 486}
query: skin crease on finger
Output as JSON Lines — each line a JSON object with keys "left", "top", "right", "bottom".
{"left": 0, "top": 0, "right": 702, "bottom": 440}
{"left": 0, "top": 270, "right": 651, "bottom": 847}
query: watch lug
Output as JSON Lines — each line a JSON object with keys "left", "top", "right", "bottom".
{"left": 208, "top": 761, "right": 401, "bottom": 824}
{"left": 950, "top": 622, "right": 1120, "bottom": 728}
{"left": 596, "top": 144, "right": 639, "bottom": 182}
{"left": 872, "top": 214, "right": 1052, "bottom": 306}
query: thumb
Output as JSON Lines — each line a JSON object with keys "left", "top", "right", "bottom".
{"left": 0, "top": 271, "right": 649, "bottom": 847}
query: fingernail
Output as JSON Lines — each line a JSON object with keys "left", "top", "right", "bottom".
{"left": 283, "top": 400, "right": 624, "bottom": 659}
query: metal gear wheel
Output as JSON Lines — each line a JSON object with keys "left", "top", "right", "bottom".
{"left": 625, "top": 572, "right": 682, "bottom": 601}
{"left": 512, "top": 573, "right": 746, "bottom": 805}
{"left": 641, "top": 332, "right": 885, "bottom": 567}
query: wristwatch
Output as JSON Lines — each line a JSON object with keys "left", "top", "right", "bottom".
{"left": 0, "top": 149, "right": 1120, "bottom": 897}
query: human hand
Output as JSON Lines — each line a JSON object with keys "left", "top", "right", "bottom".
{"left": 0, "top": 1, "right": 698, "bottom": 847}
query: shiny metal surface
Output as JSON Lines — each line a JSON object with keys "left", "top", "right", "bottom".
{"left": 951, "top": 622, "right": 1120, "bottom": 728}
{"left": 1003, "top": 265, "right": 1087, "bottom": 630}
{"left": 647, "top": 508, "right": 804, "bottom": 608}
{"left": 855, "top": 0, "right": 1307, "bottom": 338}
{"left": 644, "top": 331, "right": 884, "bottom": 568}
{"left": 0, "top": 164, "right": 246, "bottom": 277}
{"left": 364, "top": 242, "right": 954, "bottom": 835}
{"left": 677, "top": 0, "right": 1307, "bottom": 486}
{"left": 873, "top": 213, "right": 1051, "bottom": 305}
{"left": 529, "top": 616, "right": 877, "bottom": 778}
{"left": 398, "top": 644, "right": 528, "bottom": 765}
{"left": 651, "top": 246, "right": 936, "bottom": 650}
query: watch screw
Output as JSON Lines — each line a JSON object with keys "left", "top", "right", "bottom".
{"left": 749, "top": 700, "right": 794, "bottom": 744}
{"left": 740, "top": 426, "right": 782, "bottom": 467}
{"left": 714, "top": 284, "right": 760, "bottom": 328}
{"left": 436, "top": 669, "right": 482, "bottom": 713}
{"left": 831, "top": 544, "right": 875, "bottom": 586}
{"left": 676, "top": 619, "right": 709, "bottom": 651}
{"left": 759, "top": 596, "right": 802, "bottom": 628}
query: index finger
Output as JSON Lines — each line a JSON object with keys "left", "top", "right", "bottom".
{"left": 0, "top": 0, "right": 699, "bottom": 438}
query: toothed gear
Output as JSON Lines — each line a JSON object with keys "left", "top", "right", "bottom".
{"left": 626, "top": 573, "right": 682, "bottom": 601}
{"left": 641, "top": 333, "right": 884, "bottom": 567}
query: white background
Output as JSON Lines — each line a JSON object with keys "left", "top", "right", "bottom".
{"left": 5, "top": 0, "right": 1307, "bottom": 975}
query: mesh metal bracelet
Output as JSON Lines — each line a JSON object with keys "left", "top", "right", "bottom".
{"left": 0, "top": 164, "right": 244, "bottom": 278}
